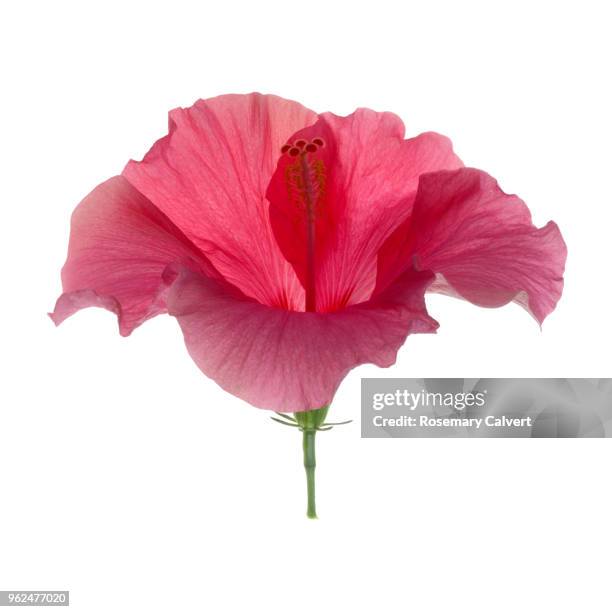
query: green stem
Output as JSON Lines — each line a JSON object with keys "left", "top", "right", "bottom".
{"left": 294, "top": 405, "right": 329, "bottom": 519}
{"left": 303, "top": 429, "right": 317, "bottom": 518}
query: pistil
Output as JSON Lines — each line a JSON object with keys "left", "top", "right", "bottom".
{"left": 281, "top": 138, "right": 326, "bottom": 312}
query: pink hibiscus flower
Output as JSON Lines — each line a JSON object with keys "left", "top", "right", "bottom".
{"left": 50, "top": 93, "right": 566, "bottom": 517}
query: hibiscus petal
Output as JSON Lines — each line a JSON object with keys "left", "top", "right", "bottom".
{"left": 165, "top": 264, "right": 438, "bottom": 412}
{"left": 123, "top": 93, "right": 318, "bottom": 311}
{"left": 266, "top": 109, "right": 462, "bottom": 312}
{"left": 50, "top": 176, "right": 212, "bottom": 336}
{"left": 378, "top": 168, "right": 567, "bottom": 324}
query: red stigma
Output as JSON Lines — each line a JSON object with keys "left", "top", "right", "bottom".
{"left": 283, "top": 137, "right": 324, "bottom": 157}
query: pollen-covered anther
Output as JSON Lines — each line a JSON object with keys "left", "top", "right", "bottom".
{"left": 283, "top": 149, "right": 327, "bottom": 222}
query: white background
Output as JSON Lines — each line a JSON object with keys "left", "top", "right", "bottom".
{"left": 1, "top": 1, "right": 611, "bottom": 610}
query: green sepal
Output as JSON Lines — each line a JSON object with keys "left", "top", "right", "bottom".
{"left": 293, "top": 405, "right": 329, "bottom": 431}
{"left": 274, "top": 412, "right": 297, "bottom": 422}
{"left": 270, "top": 416, "right": 300, "bottom": 428}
